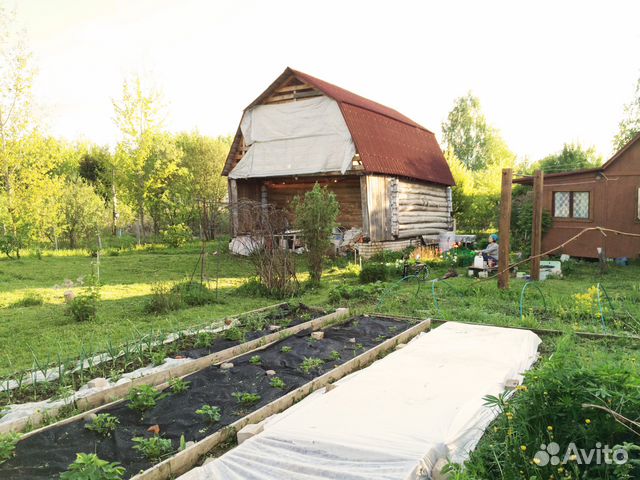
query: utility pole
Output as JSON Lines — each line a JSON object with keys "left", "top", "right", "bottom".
{"left": 498, "top": 168, "right": 513, "bottom": 290}
{"left": 531, "top": 170, "right": 544, "bottom": 280}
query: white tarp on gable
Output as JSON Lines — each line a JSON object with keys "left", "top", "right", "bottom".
{"left": 228, "top": 96, "right": 356, "bottom": 179}
{"left": 179, "top": 322, "right": 541, "bottom": 480}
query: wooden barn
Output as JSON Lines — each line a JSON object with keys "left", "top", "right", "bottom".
{"left": 515, "top": 132, "right": 640, "bottom": 259}
{"left": 222, "top": 67, "right": 455, "bottom": 252}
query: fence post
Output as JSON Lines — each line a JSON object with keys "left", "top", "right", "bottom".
{"left": 531, "top": 170, "right": 544, "bottom": 280}
{"left": 498, "top": 168, "right": 513, "bottom": 290}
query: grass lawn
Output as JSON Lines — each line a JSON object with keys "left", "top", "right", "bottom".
{"left": 1, "top": 242, "right": 639, "bottom": 376}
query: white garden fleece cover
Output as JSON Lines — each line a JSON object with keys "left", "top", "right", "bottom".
{"left": 180, "top": 322, "right": 541, "bottom": 480}
{"left": 228, "top": 96, "right": 356, "bottom": 179}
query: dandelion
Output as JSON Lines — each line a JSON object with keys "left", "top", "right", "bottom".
{"left": 520, "top": 445, "right": 527, "bottom": 452}
{"left": 569, "top": 454, "right": 577, "bottom": 461}
{"left": 547, "top": 425, "right": 553, "bottom": 431}
{"left": 585, "top": 418, "right": 591, "bottom": 425}
{"left": 533, "top": 457, "right": 541, "bottom": 465}
{"left": 516, "top": 385, "right": 528, "bottom": 392}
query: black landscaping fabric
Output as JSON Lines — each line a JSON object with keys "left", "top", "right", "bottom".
{"left": 0, "top": 316, "right": 411, "bottom": 479}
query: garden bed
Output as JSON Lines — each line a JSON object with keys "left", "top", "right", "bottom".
{"left": 0, "top": 314, "right": 424, "bottom": 479}
{"left": 0, "top": 303, "right": 329, "bottom": 433}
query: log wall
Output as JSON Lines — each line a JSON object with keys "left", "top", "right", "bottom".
{"left": 395, "top": 177, "right": 451, "bottom": 238}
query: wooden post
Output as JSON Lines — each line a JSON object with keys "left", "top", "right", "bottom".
{"left": 229, "top": 179, "right": 238, "bottom": 236}
{"left": 531, "top": 170, "right": 544, "bottom": 280}
{"left": 498, "top": 168, "right": 513, "bottom": 289}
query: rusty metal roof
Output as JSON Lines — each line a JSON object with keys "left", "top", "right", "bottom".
{"left": 225, "top": 67, "right": 455, "bottom": 186}
{"left": 291, "top": 69, "right": 454, "bottom": 186}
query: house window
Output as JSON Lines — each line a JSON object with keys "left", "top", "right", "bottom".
{"left": 553, "top": 191, "right": 589, "bottom": 219}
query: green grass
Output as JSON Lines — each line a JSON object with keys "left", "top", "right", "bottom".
{"left": 1, "top": 243, "right": 639, "bottom": 376}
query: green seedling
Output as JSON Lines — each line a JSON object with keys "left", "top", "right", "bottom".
{"left": 269, "top": 377, "right": 286, "bottom": 389}
{"left": 59, "top": 453, "right": 125, "bottom": 480}
{"left": 232, "top": 391, "right": 261, "bottom": 406}
{"left": 195, "top": 404, "right": 222, "bottom": 423}
{"left": 249, "top": 355, "right": 262, "bottom": 365}
{"left": 85, "top": 413, "right": 120, "bottom": 437}
{"left": 280, "top": 346, "right": 292, "bottom": 353}
{"left": 195, "top": 331, "right": 214, "bottom": 349}
{"left": 168, "top": 377, "right": 191, "bottom": 394}
{"left": 329, "top": 350, "right": 341, "bottom": 361}
{"left": 300, "top": 357, "right": 325, "bottom": 374}
{"left": 132, "top": 435, "right": 173, "bottom": 462}
{"left": 0, "top": 432, "right": 20, "bottom": 465}
{"left": 127, "top": 385, "right": 167, "bottom": 413}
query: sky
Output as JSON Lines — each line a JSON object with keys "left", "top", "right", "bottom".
{"left": 10, "top": 0, "right": 640, "bottom": 161}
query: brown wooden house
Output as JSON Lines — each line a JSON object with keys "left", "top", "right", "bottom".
{"left": 515, "top": 132, "right": 640, "bottom": 259}
{"left": 222, "top": 67, "right": 455, "bottom": 249}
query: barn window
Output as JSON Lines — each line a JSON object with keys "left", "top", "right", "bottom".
{"left": 553, "top": 191, "right": 589, "bottom": 219}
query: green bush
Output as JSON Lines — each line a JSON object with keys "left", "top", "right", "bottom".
{"left": 359, "top": 262, "right": 388, "bottom": 283}
{"left": 127, "top": 385, "right": 167, "bottom": 413}
{"left": 145, "top": 283, "right": 183, "bottom": 314}
{"left": 161, "top": 224, "right": 192, "bottom": 248}
{"left": 0, "top": 433, "right": 20, "bottom": 465}
{"left": 458, "top": 336, "right": 640, "bottom": 479}
{"left": 171, "top": 281, "right": 217, "bottom": 306}
{"left": 67, "top": 282, "right": 100, "bottom": 322}
{"left": 292, "top": 183, "right": 340, "bottom": 284}
{"left": 59, "top": 453, "right": 124, "bottom": 480}
{"left": 327, "top": 282, "right": 386, "bottom": 304}
{"left": 132, "top": 435, "right": 173, "bottom": 462}
{"left": 84, "top": 413, "right": 120, "bottom": 437}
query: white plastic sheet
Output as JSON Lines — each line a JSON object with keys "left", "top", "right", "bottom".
{"left": 229, "top": 96, "right": 355, "bottom": 179}
{"left": 179, "top": 322, "right": 541, "bottom": 480}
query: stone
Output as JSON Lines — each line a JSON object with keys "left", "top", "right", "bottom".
{"left": 348, "top": 337, "right": 356, "bottom": 343}
{"left": 268, "top": 325, "right": 281, "bottom": 332}
{"left": 63, "top": 290, "right": 76, "bottom": 303}
{"left": 395, "top": 343, "right": 407, "bottom": 351}
{"left": 83, "top": 412, "right": 97, "bottom": 422}
{"left": 224, "top": 318, "right": 233, "bottom": 326}
{"left": 87, "top": 377, "right": 109, "bottom": 389}
{"left": 505, "top": 379, "right": 519, "bottom": 390}
{"left": 220, "top": 362, "right": 234, "bottom": 370}
{"left": 237, "top": 422, "right": 264, "bottom": 444}
{"left": 265, "top": 370, "right": 276, "bottom": 376}
{"left": 185, "top": 441, "right": 195, "bottom": 449}
{"left": 311, "top": 331, "right": 325, "bottom": 340}
{"left": 115, "top": 377, "right": 132, "bottom": 386}
{"left": 147, "top": 424, "right": 160, "bottom": 434}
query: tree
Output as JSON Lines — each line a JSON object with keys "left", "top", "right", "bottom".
{"left": 60, "top": 178, "right": 106, "bottom": 248}
{"left": 112, "top": 77, "right": 183, "bottom": 240}
{"left": 442, "top": 93, "right": 490, "bottom": 171}
{"left": 0, "top": 5, "right": 36, "bottom": 257}
{"left": 530, "top": 143, "right": 602, "bottom": 174}
{"left": 613, "top": 78, "right": 640, "bottom": 152}
{"left": 292, "top": 184, "right": 340, "bottom": 284}
{"left": 175, "top": 133, "right": 232, "bottom": 239}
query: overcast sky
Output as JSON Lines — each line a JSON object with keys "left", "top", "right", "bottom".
{"left": 11, "top": 0, "right": 640, "bottom": 161}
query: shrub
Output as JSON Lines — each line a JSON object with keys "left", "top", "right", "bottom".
{"left": 127, "top": 385, "right": 167, "bottom": 413}
{"left": 195, "top": 331, "right": 214, "bottom": 348}
{"left": 85, "top": 413, "right": 120, "bottom": 437}
{"left": 132, "top": 435, "right": 173, "bottom": 462}
{"left": 161, "top": 224, "right": 192, "bottom": 248}
{"left": 224, "top": 327, "right": 245, "bottom": 342}
{"left": 249, "top": 355, "right": 261, "bottom": 365}
{"left": 59, "top": 453, "right": 125, "bottom": 480}
{"left": 292, "top": 183, "right": 340, "bottom": 284}
{"left": 145, "top": 283, "right": 183, "bottom": 314}
{"left": 0, "top": 433, "right": 20, "bottom": 465}
{"left": 11, "top": 291, "right": 44, "bottom": 308}
{"left": 67, "top": 280, "right": 100, "bottom": 322}
{"left": 359, "top": 262, "right": 388, "bottom": 283}
{"left": 327, "top": 282, "right": 386, "bottom": 304}
{"left": 195, "top": 404, "right": 221, "bottom": 423}
{"left": 171, "top": 281, "right": 217, "bottom": 307}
